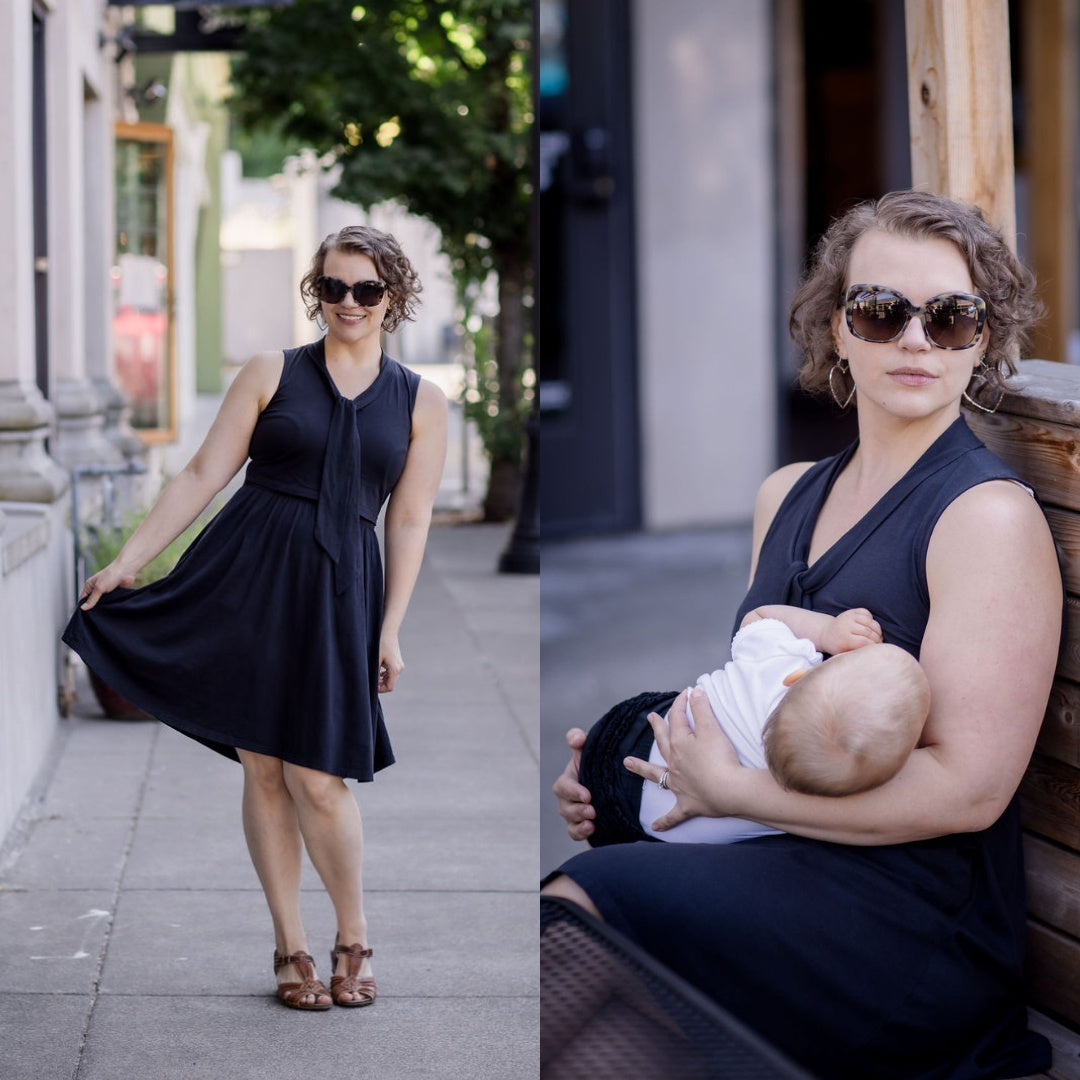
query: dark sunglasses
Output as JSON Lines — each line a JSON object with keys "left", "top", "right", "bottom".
{"left": 843, "top": 284, "right": 986, "bottom": 350}
{"left": 314, "top": 276, "right": 388, "bottom": 307}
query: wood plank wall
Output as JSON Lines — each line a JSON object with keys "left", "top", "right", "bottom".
{"left": 966, "top": 359, "right": 1080, "bottom": 1027}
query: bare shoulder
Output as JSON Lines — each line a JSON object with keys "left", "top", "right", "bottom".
{"left": 415, "top": 376, "right": 448, "bottom": 410}
{"left": 933, "top": 479, "right": 1052, "bottom": 554}
{"left": 923, "top": 479, "right": 1061, "bottom": 704}
{"left": 240, "top": 350, "right": 285, "bottom": 379}
{"left": 929, "top": 479, "right": 1059, "bottom": 595}
{"left": 755, "top": 461, "right": 816, "bottom": 523}
{"left": 413, "top": 377, "right": 449, "bottom": 427}
{"left": 231, "top": 350, "right": 285, "bottom": 409}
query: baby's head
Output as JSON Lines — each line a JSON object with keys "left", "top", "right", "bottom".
{"left": 762, "top": 643, "right": 929, "bottom": 797}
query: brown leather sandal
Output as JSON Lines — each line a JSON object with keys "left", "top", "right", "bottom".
{"left": 330, "top": 940, "right": 377, "bottom": 1007}
{"left": 273, "top": 950, "right": 332, "bottom": 1011}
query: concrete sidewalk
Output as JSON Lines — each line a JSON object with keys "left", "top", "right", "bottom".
{"left": 0, "top": 522, "right": 538, "bottom": 1080}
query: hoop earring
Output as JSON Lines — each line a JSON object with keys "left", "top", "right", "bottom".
{"left": 961, "top": 390, "right": 1002, "bottom": 414}
{"left": 962, "top": 360, "right": 1005, "bottom": 415}
{"left": 828, "top": 360, "right": 856, "bottom": 410}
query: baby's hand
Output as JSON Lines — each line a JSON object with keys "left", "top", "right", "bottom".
{"left": 823, "top": 608, "right": 882, "bottom": 653}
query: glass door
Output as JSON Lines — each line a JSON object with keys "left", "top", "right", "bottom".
{"left": 113, "top": 122, "right": 175, "bottom": 441}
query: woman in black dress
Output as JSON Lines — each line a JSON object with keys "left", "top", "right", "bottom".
{"left": 65, "top": 226, "right": 448, "bottom": 1010}
{"left": 545, "top": 192, "right": 1062, "bottom": 1077}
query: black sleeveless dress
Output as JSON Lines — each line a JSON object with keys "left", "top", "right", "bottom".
{"left": 63, "top": 339, "right": 420, "bottom": 782}
{"left": 557, "top": 417, "right": 1052, "bottom": 1079}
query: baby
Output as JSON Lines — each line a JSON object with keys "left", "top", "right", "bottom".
{"left": 581, "top": 606, "right": 930, "bottom": 845}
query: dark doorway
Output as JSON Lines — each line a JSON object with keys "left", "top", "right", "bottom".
{"left": 538, "top": 0, "right": 639, "bottom": 537}
{"left": 777, "top": 0, "right": 911, "bottom": 465}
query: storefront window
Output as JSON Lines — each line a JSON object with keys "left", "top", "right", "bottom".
{"left": 114, "top": 122, "right": 175, "bottom": 440}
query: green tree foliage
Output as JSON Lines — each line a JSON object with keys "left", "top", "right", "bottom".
{"left": 230, "top": 0, "right": 532, "bottom": 519}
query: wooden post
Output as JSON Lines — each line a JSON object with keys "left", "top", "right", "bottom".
{"left": 1024, "top": 0, "right": 1079, "bottom": 364}
{"left": 908, "top": 0, "right": 1080, "bottom": 1048}
{"left": 905, "top": 0, "right": 1016, "bottom": 248}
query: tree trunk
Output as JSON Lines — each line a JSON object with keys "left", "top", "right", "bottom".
{"left": 495, "top": 247, "right": 529, "bottom": 412}
{"left": 482, "top": 247, "right": 530, "bottom": 522}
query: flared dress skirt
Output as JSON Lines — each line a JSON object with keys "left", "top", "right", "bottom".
{"left": 63, "top": 340, "right": 419, "bottom": 781}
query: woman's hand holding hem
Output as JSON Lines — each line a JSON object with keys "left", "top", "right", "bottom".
{"left": 79, "top": 560, "right": 138, "bottom": 610}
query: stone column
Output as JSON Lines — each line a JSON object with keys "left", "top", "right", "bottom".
{"left": 48, "top": 1, "right": 126, "bottom": 474}
{"left": 0, "top": 387, "right": 68, "bottom": 501}
{"left": 0, "top": 2, "right": 67, "bottom": 503}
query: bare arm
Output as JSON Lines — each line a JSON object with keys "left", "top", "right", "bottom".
{"left": 377, "top": 379, "right": 448, "bottom": 691}
{"left": 740, "top": 604, "right": 882, "bottom": 654}
{"left": 633, "top": 481, "right": 1061, "bottom": 844}
{"left": 79, "top": 352, "right": 282, "bottom": 609}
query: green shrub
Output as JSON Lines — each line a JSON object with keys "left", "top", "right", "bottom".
{"left": 82, "top": 506, "right": 215, "bottom": 586}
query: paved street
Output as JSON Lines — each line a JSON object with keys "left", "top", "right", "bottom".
{"left": 540, "top": 524, "right": 754, "bottom": 876}
{"left": 0, "top": 521, "right": 538, "bottom": 1080}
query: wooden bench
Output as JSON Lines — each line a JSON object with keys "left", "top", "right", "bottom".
{"left": 966, "top": 359, "right": 1080, "bottom": 1079}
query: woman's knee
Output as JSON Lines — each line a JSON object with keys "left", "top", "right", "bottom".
{"left": 238, "top": 749, "right": 288, "bottom": 792}
{"left": 282, "top": 763, "right": 347, "bottom": 813}
{"left": 541, "top": 873, "right": 603, "bottom": 921}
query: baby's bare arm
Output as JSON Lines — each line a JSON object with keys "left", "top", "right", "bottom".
{"left": 740, "top": 605, "right": 882, "bottom": 654}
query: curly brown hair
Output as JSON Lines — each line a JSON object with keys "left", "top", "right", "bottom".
{"left": 299, "top": 225, "right": 422, "bottom": 333}
{"left": 788, "top": 190, "right": 1043, "bottom": 409}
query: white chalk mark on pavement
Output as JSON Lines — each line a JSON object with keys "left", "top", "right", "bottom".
{"left": 30, "top": 908, "right": 111, "bottom": 960}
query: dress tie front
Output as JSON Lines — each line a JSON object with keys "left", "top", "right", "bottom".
{"left": 314, "top": 393, "right": 362, "bottom": 595}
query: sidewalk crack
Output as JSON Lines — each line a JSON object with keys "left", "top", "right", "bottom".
{"left": 71, "top": 722, "right": 160, "bottom": 1080}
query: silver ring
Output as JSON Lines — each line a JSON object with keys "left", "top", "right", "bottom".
{"left": 658, "top": 770, "right": 670, "bottom": 791}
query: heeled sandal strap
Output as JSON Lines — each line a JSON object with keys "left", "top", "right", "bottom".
{"left": 274, "top": 949, "right": 319, "bottom": 973}
{"left": 332, "top": 943, "right": 374, "bottom": 962}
